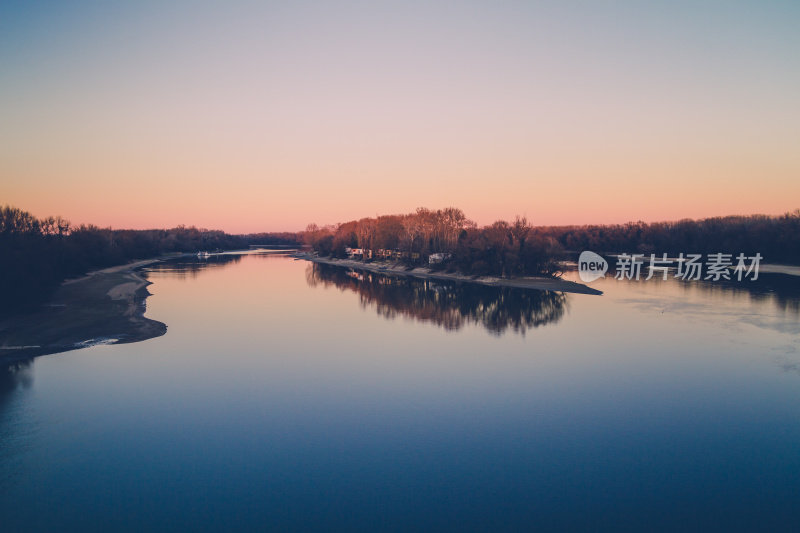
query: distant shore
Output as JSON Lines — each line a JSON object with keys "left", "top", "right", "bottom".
{"left": 294, "top": 253, "right": 603, "bottom": 295}
{"left": 0, "top": 257, "right": 176, "bottom": 364}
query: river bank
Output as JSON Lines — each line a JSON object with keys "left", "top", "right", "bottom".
{"left": 294, "top": 253, "right": 603, "bottom": 295}
{"left": 0, "top": 257, "right": 173, "bottom": 364}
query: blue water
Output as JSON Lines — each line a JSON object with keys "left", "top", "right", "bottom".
{"left": 1, "top": 253, "right": 799, "bottom": 531}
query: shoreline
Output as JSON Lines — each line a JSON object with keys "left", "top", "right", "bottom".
{"left": 0, "top": 257, "right": 176, "bottom": 365}
{"left": 295, "top": 253, "right": 603, "bottom": 295}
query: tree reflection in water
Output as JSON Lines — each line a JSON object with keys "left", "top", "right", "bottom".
{"left": 306, "top": 263, "right": 567, "bottom": 335}
{"left": 0, "top": 359, "right": 32, "bottom": 427}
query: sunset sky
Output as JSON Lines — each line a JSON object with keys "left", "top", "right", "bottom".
{"left": 1, "top": 1, "right": 798, "bottom": 233}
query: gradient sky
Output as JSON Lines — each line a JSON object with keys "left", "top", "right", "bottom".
{"left": 1, "top": 0, "right": 798, "bottom": 232}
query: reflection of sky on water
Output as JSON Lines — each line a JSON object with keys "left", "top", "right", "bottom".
{"left": 1, "top": 253, "right": 799, "bottom": 531}
{"left": 563, "top": 267, "right": 800, "bottom": 330}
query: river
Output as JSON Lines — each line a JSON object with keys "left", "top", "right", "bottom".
{"left": 1, "top": 251, "right": 799, "bottom": 531}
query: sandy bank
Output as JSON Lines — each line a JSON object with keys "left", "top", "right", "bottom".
{"left": 0, "top": 258, "right": 170, "bottom": 364}
{"left": 295, "top": 254, "right": 603, "bottom": 295}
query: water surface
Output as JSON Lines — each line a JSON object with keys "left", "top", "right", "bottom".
{"left": 1, "top": 252, "right": 799, "bottom": 531}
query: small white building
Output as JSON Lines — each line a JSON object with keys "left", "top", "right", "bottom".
{"left": 345, "top": 247, "right": 364, "bottom": 258}
{"left": 428, "top": 253, "right": 452, "bottom": 264}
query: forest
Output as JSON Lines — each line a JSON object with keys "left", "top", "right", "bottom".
{"left": 534, "top": 211, "right": 800, "bottom": 263}
{"left": 302, "top": 207, "right": 564, "bottom": 277}
{"left": 302, "top": 207, "right": 800, "bottom": 275}
{"left": 0, "top": 205, "right": 299, "bottom": 315}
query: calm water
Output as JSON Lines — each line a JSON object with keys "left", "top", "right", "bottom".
{"left": 1, "top": 252, "right": 799, "bottom": 532}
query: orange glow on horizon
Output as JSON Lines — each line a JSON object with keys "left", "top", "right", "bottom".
{"left": 2, "top": 2, "right": 799, "bottom": 233}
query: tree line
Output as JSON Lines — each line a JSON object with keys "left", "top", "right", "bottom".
{"left": 0, "top": 205, "right": 299, "bottom": 315}
{"left": 303, "top": 207, "right": 800, "bottom": 276}
{"left": 533, "top": 211, "right": 800, "bottom": 263}
{"left": 302, "top": 207, "right": 563, "bottom": 277}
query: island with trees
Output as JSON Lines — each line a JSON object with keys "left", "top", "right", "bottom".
{"left": 298, "top": 206, "right": 800, "bottom": 293}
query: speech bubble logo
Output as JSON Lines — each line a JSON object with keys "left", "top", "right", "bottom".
{"left": 578, "top": 251, "right": 608, "bottom": 282}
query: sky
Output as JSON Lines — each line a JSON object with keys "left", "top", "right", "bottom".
{"left": 1, "top": 0, "right": 798, "bottom": 233}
